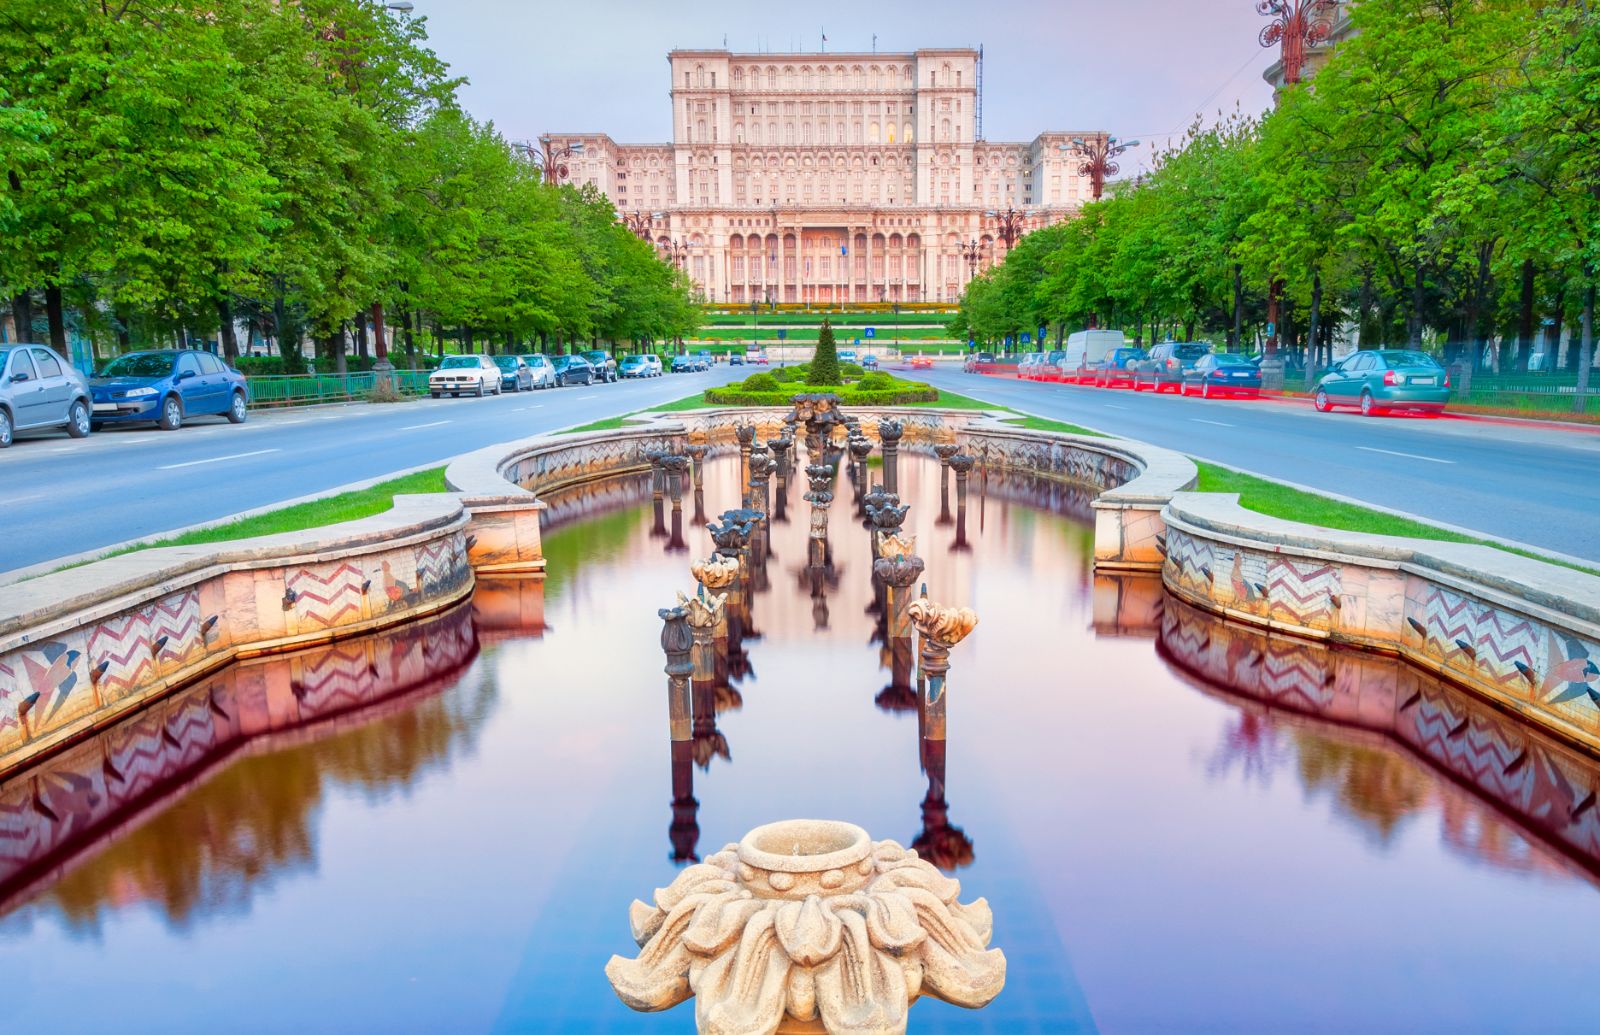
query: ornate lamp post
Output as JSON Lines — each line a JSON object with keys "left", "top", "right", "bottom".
{"left": 984, "top": 207, "right": 1027, "bottom": 252}
{"left": 521, "top": 135, "right": 586, "bottom": 185}
{"left": 1060, "top": 135, "right": 1140, "bottom": 202}
{"left": 621, "top": 210, "right": 657, "bottom": 241}
{"left": 1257, "top": 0, "right": 1340, "bottom": 86}
{"left": 661, "top": 238, "right": 690, "bottom": 271}
{"left": 958, "top": 239, "right": 986, "bottom": 281}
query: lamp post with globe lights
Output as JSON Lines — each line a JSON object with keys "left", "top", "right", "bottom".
{"left": 521, "top": 135, "right": 585, "bottom": 185}
{"left": 1060, "top": 135, "right": 1139, "bottom": 202}
{"left": 985, "top": 207, "right": 1027, "bottom": 253}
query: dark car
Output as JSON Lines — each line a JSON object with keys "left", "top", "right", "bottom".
{"left": 492, "top": 355, "right": 534, "bottom": 392}
{"left": 89, "top": 349, "right": 249, "bottom": 431}
{"left": 1092, "top": 347, "right": 1147, "bottom": 388}
{"left": 551, "top": 354, "right": 596, "bottom": 386}
{"left": 0, "top": 344, "right": 93, "bottom": 447}
{"left": 1132, "top": 342, "right": 1212, "bottom": 393}
{"left": 962, "top": 351, "right": 997, "bottom": 373}
{"left": 1313, "top": 349, "right": 1451, "bottom": 416}
{"left": 1182, "top": 353, "right": 1262, "bottom": 398}
{"left": 582, "top": 350, "right": 619, "bottom": 383}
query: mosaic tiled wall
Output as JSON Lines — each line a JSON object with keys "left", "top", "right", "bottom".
{"left": 1162, "top": 523, "right": 1600, "bottom": 754}
{"left": 0, "top": 526, "right": 473, "bottom": 778}
{"left": 1159, "top": 596, "right": 1600, "bottom": 875}
{"left": 0, "top": 603, "right": 478, "bottom": 903}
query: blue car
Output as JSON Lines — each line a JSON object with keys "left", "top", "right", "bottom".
{"left": 89, "top": 349, "right": 250, "bottom": 431}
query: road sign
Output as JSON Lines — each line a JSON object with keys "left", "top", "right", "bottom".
{"left": 1021, "top": 332, "right": 1032, "bottom": 344}
{"left": 777, "top": 329, "right": 787, "bottom": 340}
{"left": 968, "top": 340, "right": 977, "bottom": 350}
{"left": 1004, "top": 335, "right": 1013, "bottom": 347}
{"left": 864, "top": 327, "right": 876, "bottom": 338}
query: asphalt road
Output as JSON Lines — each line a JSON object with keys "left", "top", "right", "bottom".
{"left": 0, "top": 368, "right": 742, "bottom": 574}
{"left": 911, "top": 366, "right": 1600, "bottom": 563}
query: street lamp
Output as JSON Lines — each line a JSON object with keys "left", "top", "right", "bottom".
{"left": 621, "top": 210, "right": 657, "bottom": 240}
{"left": 1257, "top": 0, "right": 1339, "bottom": 86}
{"left": 958, "top": 239, "right": 986, "bottom": 280}
{"left": 660, "top": 237, "right": 690, "bottom": 270}
{"left": 984, "top": 207, "right": 1027, "bottom": 252}
{"left": 1060, "top": 135, "right": 1140, "bottom": 202}
{"left": 520, "top": 135, "right": 586, "bottom": 185}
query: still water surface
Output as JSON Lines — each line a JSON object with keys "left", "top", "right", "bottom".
{"left": 2, "top": 454, "right": 1598, "bottom": 1034}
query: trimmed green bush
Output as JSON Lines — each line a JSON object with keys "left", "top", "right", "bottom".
{"left": 857, "top": 371, "right": 895, "bottom": 392}
{"left": 703, "top": 378, "right": 939, "bottom": 407}
{"left": 740, "top": 372, "right": 781, "bottom": 392}
{"left": 840, "top": 362, "right": 866, "bottom": 378}
{"left": 807, "top": 319, "right": 842, "bottom": 386}
{"left": 771, "top": 366, "right": 805, "bottom": 382}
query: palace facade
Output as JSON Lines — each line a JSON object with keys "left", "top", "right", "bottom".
{"left": 547, "top": 48, "right": 1106, "bottom": 304}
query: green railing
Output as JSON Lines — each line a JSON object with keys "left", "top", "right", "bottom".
{"left": 244, "top": 369, "right": 433, "bottom": 408}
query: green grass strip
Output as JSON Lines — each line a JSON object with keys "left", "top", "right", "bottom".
{"left": 1194, "top": 462, "right": 1598, "bottom": 577}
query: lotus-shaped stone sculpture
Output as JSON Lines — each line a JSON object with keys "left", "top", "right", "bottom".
{"left": 606, "top": 818, "right": 1005, "bottom": 1034}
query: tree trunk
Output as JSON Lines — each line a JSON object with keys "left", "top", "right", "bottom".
{"left": 396, "top": 306, "right": 415, "bottom": 364}
{"left": 1576, "top": 274, "right": 1594, "bottom": 415}
{"left": 1516, "top": 258, "right": 1536, "bottom": 372}
{"left": 463, "top": 326, "right": 474, "bottom": 354}
{"left": 1408, "top": 265, "right": 1425, "bottom": 348}
{"left": 10, "top": 292, "right": 34, "bottom": 343}
{"left": 333, "top": 324, "right": 348, "bottom": 376}
{"left": 44, "top": 284, "right": 67, "bottom": 352}
{"left": 1183, "top": 318, "right": 1195, "bottom": 342}
{"left": 354, "top": 317, "right": 369, "bottom": 362}
{"left": 1230, "top": 264, "right": 1243, "bottom": 351}
{"left": 1306, "top": 269, "right": 1323, "bottom": 384}
{"left": 216, "top": 297, "right": 240, "bottom": 363}
{"left": 371, "top": 302, "right": 390, "bottom": 366}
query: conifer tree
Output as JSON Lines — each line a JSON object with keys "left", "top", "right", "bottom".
{"left": 807, "top": 317, "right": 842, "bottom": 385}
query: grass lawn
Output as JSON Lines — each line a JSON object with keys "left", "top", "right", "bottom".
{"left": 46, "top": 467, "right": 451, "bottom": 573}
{"left": 1195, "top": 462, "right": 1598, "bottom": 576}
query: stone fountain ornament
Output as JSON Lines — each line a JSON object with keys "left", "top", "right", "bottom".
{"left": 606, "top": 818, "right": 1006, "bottom": 1033}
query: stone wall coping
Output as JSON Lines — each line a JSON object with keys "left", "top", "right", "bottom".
{"left": 1165, "top": 491, "right": 1600, "bottom": 636}
{"left": 444, "top": 423, "right": 688, "bottom": 500}
{"left": 0, "top": 494, "right": 468, "bottom": 651}
{"left": 959, "top": 421, "right": 1197, "bottom": 507}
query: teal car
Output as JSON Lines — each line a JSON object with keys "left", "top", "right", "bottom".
{"left": 1313, "top": 350, "right": 1451, "bottom": 416}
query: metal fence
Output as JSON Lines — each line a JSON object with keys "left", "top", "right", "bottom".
{"left": 1452, "top": 371, "right": 1600, "bottom": 417}
{"left": 244, "top": 370, "right": 433, "bottom": 408}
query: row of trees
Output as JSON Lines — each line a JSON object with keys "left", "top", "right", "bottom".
{"left": 951, "top": 0, "right": 1598, "bottom": 399}
{"left": 0, "top": 0, "right": 699, "bottom": 371}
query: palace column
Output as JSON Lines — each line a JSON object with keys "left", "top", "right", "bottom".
{"left": 864, "top": 227, "right": 874, "bottom": 304}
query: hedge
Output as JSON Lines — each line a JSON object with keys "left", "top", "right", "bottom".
{"left": 703, "top": 383, "right": 939, "bottom": 407}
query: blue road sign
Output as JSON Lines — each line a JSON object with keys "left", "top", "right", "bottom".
{"left": 864, "top": 327, "right": 876, "bottom": 338}
{"left": 1021, "top": 332, "right": 1032, "bottom": 344}
{"left": 777, "top": 329, "right": 787, "bottom": 340}
{"left": 1004, "top": 335, "right": 1013, "bottom": 346}
{"left": 968, "top": 340, "right": 976, "bottom": 349}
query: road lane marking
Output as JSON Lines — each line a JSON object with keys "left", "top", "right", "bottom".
{"left": 399, "top": 420, "right": 452, "bottom": 431}
{"left": 1191, "top": 418, "right": 1236, "bottom": 428}
{"left": 1356, "top": 446, "right": 1455, "bottom": 464}
{"left": 575, "top": 394, "right": 598, "bottom": 400}
{"left": 1104, "top": 404, "right": 1128, "bottom": 410}
{"left": 159, "top": 448, "right": 280, "bottom": 470}
{"left": 514, "top": 405, "right": 544, "bottom": 411}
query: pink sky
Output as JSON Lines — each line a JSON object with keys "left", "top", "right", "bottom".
{"left": 418, "top": 0, "right": 1280, "bottom": 174}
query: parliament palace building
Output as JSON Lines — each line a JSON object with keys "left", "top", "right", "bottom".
{"left": 547, "top": 47, "right": 1106, "bottom": 305}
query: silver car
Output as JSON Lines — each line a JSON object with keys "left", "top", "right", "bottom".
{"left": 0, "top": 344, "right": 93, "bottom": 448}
{"left": 521, "top": 354, "right": 557, "bottom": 389}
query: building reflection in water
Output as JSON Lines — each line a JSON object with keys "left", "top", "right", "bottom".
{"left": 1138, "top": 580, "right": 1600, "bottom": 884}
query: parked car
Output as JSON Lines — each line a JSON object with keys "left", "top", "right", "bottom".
{"left": 0, "top": 344, "right": 93, "bottom": 447}
{"left": 1182, "top": 353, "right": 1263, "bottom": 398}
{"left": 668, "top": 355, "right": 699, "bottom": 374}
{"left": 1061, "top": 329, "right": 1128, "bottom": 383}
{"left": 1313, "top": 349, "right": 1451, "bottom": 416}
{"left": 745, "top": 350, "right": 769, "bottom": 365}
{"left": 429, "top": 354, "right": 501, "bottom": 397}
{"left": 1092, "top": 347, "right": 1147, "bottom": 387}
{"left": 861, "top": 354, "right": 880, "bottom": 371}
{"left": 89, "top": 349, "right": 249, "bottom": 430}
{"left": 625, "top": 354, "right": 665, "bottom": 377}
{"left": 492, "top": 355, "right": 534, "bottom": 392}
{"left": 641, "top": 355, "right": 664, "bottom": 376}
{"left": 551, "top": 354, "right": 596, "bottom": 386}
{"left": 582, "top": 350, "right": 619, "bottom": 383}
{"left": 1132, "top": 342, "right": 1213, "bottom": 393}
{"left": 697, "top": 349, "right": 715, "bottom": 367}
{"left": 1017, "top": 352, "right": 1048, "bottom": 380}
{"left": 521, "top": 354, "right": 557, "bottom": 389}
{"left": 729, "top": 353, "right": 745, "bottom": 366}
{"left": 837, "top": 349, "right": 859, "bottom": 365}
{"left": 963, "top": 351, "right": 997, "bottom": 373}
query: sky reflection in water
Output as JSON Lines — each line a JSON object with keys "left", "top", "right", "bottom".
{"left": 1, "top": 453, "right": 1598, "bottom": 1034}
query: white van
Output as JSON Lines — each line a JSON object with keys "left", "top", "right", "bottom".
{"left": 1060, "top": 330, "right": 1128, "bottom": 383}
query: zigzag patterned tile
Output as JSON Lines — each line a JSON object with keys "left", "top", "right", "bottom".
{"left": 1266, "top": 559, "right": 1340, "bottom": 629}
{"left": 288, "top": 562, "right": 366, "bottom": 629}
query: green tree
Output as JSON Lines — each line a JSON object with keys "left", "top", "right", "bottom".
{"left": 808, "top": 318, "right": 842, "bottom": 385}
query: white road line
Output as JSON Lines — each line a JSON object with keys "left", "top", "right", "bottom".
{"left": 514, "top": 405, "right": 544, "bottom": 411}
{"left": 158, "top": 448, "right": 280, "bottom": 470}
{"left": 399, "top": 420, "right": 451, "bottom": 431}
{"left": 1104, "top": 404, "right": 1128, "bottom": 410}
{"left": 1191, "top": 418, "right": 1236, "bottom": 428}
{"left": 1356, "top": 445, "right": 1455, "bottom": 465}
{"left": 575, "top": 394, "right": 598, "bottom": 400}
{"left": 10, "top": 493, "right": 46, "bottom": 504}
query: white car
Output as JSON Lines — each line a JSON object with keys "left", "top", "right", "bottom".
{"left": 522, "top": 354, "right": 558, "bottom": 388}
{"left": 429, "top": 355, "right": 502, "bottom": 398}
